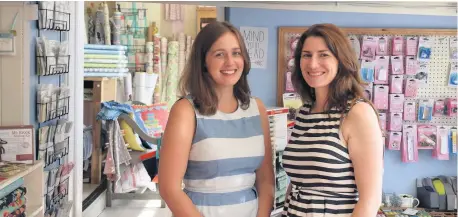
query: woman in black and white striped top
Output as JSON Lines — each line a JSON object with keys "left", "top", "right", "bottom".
{"left": 282, "top": 24, "right": 384, "bottom": 217}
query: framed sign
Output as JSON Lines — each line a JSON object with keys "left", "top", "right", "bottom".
{"left": 196, "top": 6, "right": 216, "bottom": 33}
{"left": 200, "top": 18, "right": 216, "bottom": 30}
{"left": 0, "top": 125, "right": 35, "bottom": 164}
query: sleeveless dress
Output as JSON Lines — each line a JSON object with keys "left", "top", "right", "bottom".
{"left": 282, "top": 99, "right": 365, "bottom": 217}
{"left": 182, "top": 96, "right": 265, "bottom": 217}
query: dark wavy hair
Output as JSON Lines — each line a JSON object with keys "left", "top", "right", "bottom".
{"left": 179, "top": 21, "right": 251, "bottom": 116}
{"left": 292, "top": 23, "right": 372, "bottom": 113}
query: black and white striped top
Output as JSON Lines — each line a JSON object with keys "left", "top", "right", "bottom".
{"left": 282, "top": 99, "right": 364, "bottom": 217}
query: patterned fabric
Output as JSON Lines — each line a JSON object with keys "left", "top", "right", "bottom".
{"left": 164, "top": 41, "right": 179, "bottom": 110}
{"left": 104, "top": 120, "right": 132, "bottom": 182}
{"left": 84, "top": 54, "right": 127, "bottom": 59}
{"left": 84, "top": 44, "right": 127, "bottom": 51}
{"left": 0, "top": 196, "right": 26, "bottom": 217}
{"left": 153, "top": 36, "right": 162, "bottom": 104}
{"left": 282, "top": 99, "right": 366, "bottom": 217}
{"left": 97, "top": 101, "right": 133, "bottom": 121}
{"left": 182, "top": 96, "right": 264, "bottom": 217}
{"left": 84, "top": 63, "right": 128, "bottom": 68}
{"left": 160, "top": 37, "right": 168, "bottom": 103}
{"left": 84, "top": 49, "right": 125, "bottom": 55}
{"left": 0, "top": 188, "right": 26, "bottom": 210}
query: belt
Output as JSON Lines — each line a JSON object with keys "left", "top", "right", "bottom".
{"left": 290, "top": 185, "right": 358, "bottom": 201}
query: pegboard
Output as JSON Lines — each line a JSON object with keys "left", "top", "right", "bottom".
{"left": 277, "top": 27, "right": 457, "bottom": 126}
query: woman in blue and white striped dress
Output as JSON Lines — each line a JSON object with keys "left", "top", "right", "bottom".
{"left": 158, "top": 21, "right": 275, "bottom": 217}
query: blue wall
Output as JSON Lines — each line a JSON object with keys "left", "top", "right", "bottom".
{"left": 227, "top": 7, "right": 457, "bottom": 196}
{"left": 29, "top": 20, "right": 66, "bottom": 160}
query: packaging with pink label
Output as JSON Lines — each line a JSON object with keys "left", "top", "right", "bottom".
{"left": 374, "top": 56, "right": 390, "bottom": 84}
{"left": 391, "top": 56, "right": 404, "bottom": 75}
{"left": 388, "top": 112, "right": 403, "bottom": 131}
{"left": 417, "top": 125, "right": 437, "bottom": 150}
{"left": 387, "top": 131, "right": 402, "bottom": 150}
{"left": 403, "top": 101, "right": 416, "bottom": 121}
{"left": 389, "top": 94, "right": 405, "bottom": 113}
{"left": 377, "top": 36, "right": 390, "bottom": 56}
{"left": 390, "top": 75, "right": 404, "bottom": 94}
{"left": 433, "top": 126, "right": 450, "bottom": 160}
{"left": 378, "top": 113, "right": 387, "bottom": 131}
{"left": 406, "top": 37, "right": 419, "bottom": 56}
{"left": 402, "top": 124, "right": 418, "bottom": 163}
{"left": 392, "top": 36, "right": 405, "bottom": 56}
{"left": 361, "top": 36, "right": 378, "bottom": 61}
{"left": 433, "top": 99, "right": 445, "bottom": 117}
{"left": 405, "top": 56, "right": 417, "bottom": 75}
{"left": 446, "top": 98, "right": 457, "bottom": 117}
{"left": 404, "top": 79, "right": 418, "bottom": 97}
{"left": 373, "top": 85, "right": 389, "bottom": 110}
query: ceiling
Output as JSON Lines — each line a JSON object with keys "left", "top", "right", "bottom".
{"left": 166, "top": 1, "right": 458, "bottom": 16}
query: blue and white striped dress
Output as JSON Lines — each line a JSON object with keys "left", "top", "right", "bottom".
{"left": 182, "top": 96, "right": 265, "bottom": 217}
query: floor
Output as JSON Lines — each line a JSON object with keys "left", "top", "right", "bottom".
{"left": 97, "top": 200, "right": 172, "bottom": 217}
{"left": 83, "top": 184, "right": 99, "bottom": 200}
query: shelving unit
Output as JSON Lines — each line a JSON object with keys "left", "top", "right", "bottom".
{"left": 83, "top": 76, "right": 118, "bottom": 184}
{"left": 0, "top": 161, "right": 44, "bottom": 217}
{"left": 36, "top": 2, "right": 74, "bottom": 216}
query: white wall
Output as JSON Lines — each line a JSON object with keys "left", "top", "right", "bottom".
{"left": 0, "top": 2, "right": 34, "bottom": 125}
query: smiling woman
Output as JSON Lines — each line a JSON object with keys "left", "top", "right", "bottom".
{"left": 282, "top": 24, "right": 384, "bottom": 217}
{"left": 158, "top": 21, "right": 274, "bottom": 217}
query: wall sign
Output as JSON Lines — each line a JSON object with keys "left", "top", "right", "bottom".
{"left": 240, "top": 26, "right": 268, "bottom": 69}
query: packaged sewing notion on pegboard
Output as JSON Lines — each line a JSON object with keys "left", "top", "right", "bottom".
{"left": 267, "top": 107, "right": 289, "bottom": 152}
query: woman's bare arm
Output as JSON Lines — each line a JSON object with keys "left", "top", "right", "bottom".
{"left": 254, "top": 98, "right": 275, "bottom": 217}
{"left": 343, "top": 102, "right": 383, "bottom": 217}
{"left": 158, "top": 99, "right": 202, "bottom": 217}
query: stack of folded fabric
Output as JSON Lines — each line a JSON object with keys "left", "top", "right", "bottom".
{"left": 84, "top": 44, "right": 129, "bottom": 77}
{"left": 0, "top": 174, "right": 27, "bottom": 216}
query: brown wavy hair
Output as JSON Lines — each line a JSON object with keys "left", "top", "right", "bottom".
{"left": 179, "top": 21, "right": 251, "bottom": 116}
{"left": 292, "top": 23, "right": 372, "bottom": 114}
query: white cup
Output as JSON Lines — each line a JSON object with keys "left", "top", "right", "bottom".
{"left": 399, "top": 194, "right": 420, "bottom": 208}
